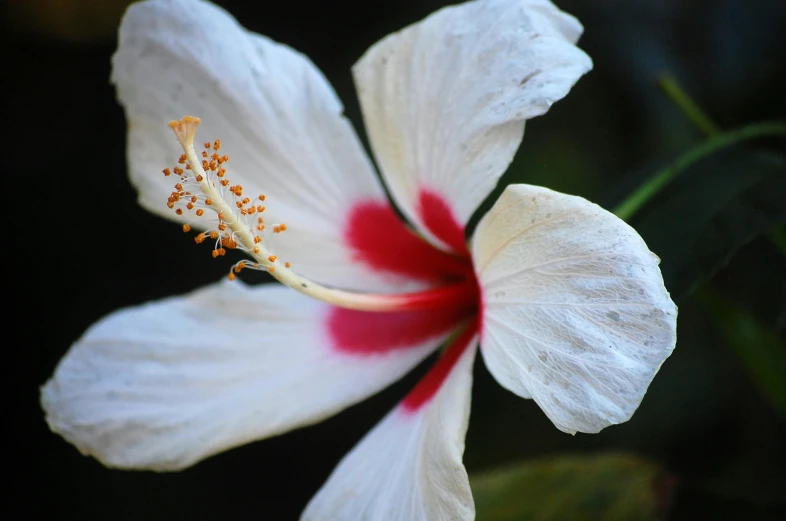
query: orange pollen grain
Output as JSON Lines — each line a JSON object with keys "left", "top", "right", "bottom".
{"left": 227, "top": 272, "right": 236, "bottom": 281}
{"left": 182, "top": 224, "right": 191, "bottom": 233}
{"left": 196, "top": 209, "right": 204, "bottom": 217}
{"left": 285, "top": 262, "right": 291, "bottom": 268}
{"left": 268, "top": 255, "right": 277, "bottom": 262}
{"left": 163, "top": 168, "right": 171, "bottom": 176}
{"left": 195, "top": 233, "right": 206, "bottom": 244}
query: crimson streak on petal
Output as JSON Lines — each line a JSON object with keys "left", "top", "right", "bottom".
{"left": 332, "top": 196, "right": 480, "bottom": 356}
{"left": 417, "top": 188, "right": 470, "bottom": 255}
{"left": 401, "top": 319, "right": 479, "bottom": 412}
{"left": 345, "top": 199, "right": 473, "bottom": 282}
{"left": 327, "top": 305, "right": 474, "bottom": 355}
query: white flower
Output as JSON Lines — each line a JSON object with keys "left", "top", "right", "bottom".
{"left": 41, "top": 0, "right": 677, "bottom": 519}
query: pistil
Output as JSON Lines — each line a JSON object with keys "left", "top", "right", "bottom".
{"left": 166, "top": 116, "right": 477, "bottom": 313}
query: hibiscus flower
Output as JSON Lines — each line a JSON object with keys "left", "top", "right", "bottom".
{"left": 41, "top": 0, "right": 677, "bottom": 519}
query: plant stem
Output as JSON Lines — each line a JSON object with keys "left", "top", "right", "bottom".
{"left": 658, "top": 75, "right": 720, "bottom": 137}
{"left": 613, "top": 122, "right": 786, "bottom": 221}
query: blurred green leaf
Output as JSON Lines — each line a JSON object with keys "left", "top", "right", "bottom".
{"left": 471, "top": 453, "right": 670, "bottom": 521}
{"left": 699, "top": 287, "right": 786, "bottom": 415}
{"left": 629, "top": 149, "right": 786, "bottom": 300}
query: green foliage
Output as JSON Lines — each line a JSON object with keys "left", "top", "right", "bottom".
{"left": 629, "top": 149, "right": 786, "bottom": 301}
{"left": 471, "top": 453, "right": 668, "bottom": 521}
{"left": 699, "top": 287, "right": 786, "bottom": 415}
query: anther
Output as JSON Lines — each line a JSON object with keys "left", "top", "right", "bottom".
{"left": 196, "top": 209, "right": 204, "bottom": 216}
{"left": 182, "top": 224, "right": 191, "bottom": 233}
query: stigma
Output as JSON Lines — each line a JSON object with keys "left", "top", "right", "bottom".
{"left": 164, "top": 116, "right": 478, "bottom": 313}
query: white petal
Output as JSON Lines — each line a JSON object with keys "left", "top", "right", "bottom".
{"left": 41, "top": 282, "right": 459, "bottom": 471}
{"left": 112, "top": 0, "right": 401, "bottom": 291}
{"left": 472, "top": 184, "right": 677, "bottom": 434}
{"left": 302, "top": 329, "right": 478, "bottom": 521}
{"left": 353, "top": 0, "right": 592, "bottom": 252}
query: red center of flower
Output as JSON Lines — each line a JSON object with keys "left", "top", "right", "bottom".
{"left": 327, "top": 189, "right": 481, "bottom": 410}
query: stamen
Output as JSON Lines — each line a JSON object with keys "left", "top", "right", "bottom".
{"left": 164, "top": 116, "right": 476, "bottom": 312}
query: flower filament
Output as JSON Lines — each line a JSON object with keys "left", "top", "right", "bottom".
{"left": 166, "top": 116, "right": 478, "bottom": 312}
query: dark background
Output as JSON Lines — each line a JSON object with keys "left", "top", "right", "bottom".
{"left": 7, "top": 0, "right": 785, "bottom": 519}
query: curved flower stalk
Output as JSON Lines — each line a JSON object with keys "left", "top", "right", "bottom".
{"left": 41, "top": 1, "right": 677, "bottom": 519}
